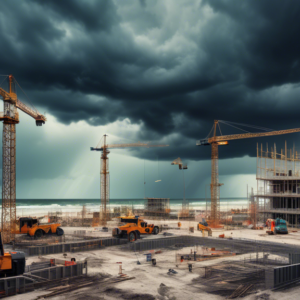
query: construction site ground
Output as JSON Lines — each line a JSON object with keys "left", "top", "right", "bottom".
{"left": 8, "top": 220, "right": 300, "bottom": 300}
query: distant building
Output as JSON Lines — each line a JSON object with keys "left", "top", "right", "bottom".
{"left": 256, "top": 143, "right": 300, "bottom": 227}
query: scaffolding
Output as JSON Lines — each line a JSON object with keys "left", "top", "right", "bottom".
{"left": 256, "top": 142, "right": 300, "bottom": 226}
{"left": 249, "top": 188, "right": 258, "bottom": 228}
{"left": 144, "top": 198, "right": 170, "bottom": 219}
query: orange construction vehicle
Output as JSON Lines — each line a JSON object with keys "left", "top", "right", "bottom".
{"left": 0, "top": 233, "right": 25, "bottom": 277}
{"left": 13, "top": 217, "right": 64, "bottom": 238}
{"left": 197, "top": 219, "right": 212, "bottom": 234}
{"left": 112, "top": 216, "right": 159, "bottom": 242}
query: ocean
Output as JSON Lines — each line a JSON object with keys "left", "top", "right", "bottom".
{"left": 0, "top": 198, "right": 249, "bottom": 217}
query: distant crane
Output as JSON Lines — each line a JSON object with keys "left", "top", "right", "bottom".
{"left": 171, "top": 157, "right": 189, "bottom": 216}
{"left": 91, "top": 134, "right": 168, "bottom": 226}
{"left": 0, "top": 75, "right": 46, "bottom": 243}
{"left": 197, "top": 120, "right": 300, "bottom": 227}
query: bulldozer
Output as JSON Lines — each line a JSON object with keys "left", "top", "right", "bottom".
{"left": 112, "top": 216, "right": 159, "bottom": 242}
{"left": 197, "top": 219, "right": 212, "bottom": 235}
{"left": 0, "top": 233, "right": 25, "bottom": 277}
{"left": 13, "top": 217, "right": 64, "bottom": 238}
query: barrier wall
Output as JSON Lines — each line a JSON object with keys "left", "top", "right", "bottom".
{"left": 0, "top": 276, "right": 34, "bottom": 297}
{"left": 30, "top": 262, "right": 86, "bottom": 280}
{"left": 265, "top": 263, "right": 300, "bottom": 288}
{"left": 128, "top": 236, "right": 300, "bottom": 255}
{"left": 0, "top": 262, "right": 86, "bottom": 297}
{"left": 19, "top": 237, "right": 127, "bottom": 256}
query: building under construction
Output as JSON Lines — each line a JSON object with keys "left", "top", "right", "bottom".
{"left": 256, "top": 143, "right": 300, "bottom": 226}
{"left": 144, "top": 198, "right": 170, "bottom": 219}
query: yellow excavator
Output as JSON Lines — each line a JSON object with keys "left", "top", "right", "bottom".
{"left": 197, "top": 219, "right": 212, "bottom": 235}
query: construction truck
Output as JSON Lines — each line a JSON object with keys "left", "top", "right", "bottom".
{"left": 197, "top": 219, "right": 212, "bottom": 235}
{"left": 0, "top": 233, "right": 25, "bottom": 277}
{"left": 112, "top": 216, "right": 159, "bottom": 242}
{"left": 13, "top": 217, "right": 64, "bottom": 238}
{"left": 266, "top": 218, "right": 288, "bottom": 234}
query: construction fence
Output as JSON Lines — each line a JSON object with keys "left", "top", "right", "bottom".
{"left": 265, "top": 262, "right": 300, "bottom": 289}
{"left": 18, "top": 237, "right": 127, "bottom": 256}
{"left": 0, "top": 262, "right": 87, "bottom": 297}
{"left": 126, "top": 236, "right": 300, "bottom": 255}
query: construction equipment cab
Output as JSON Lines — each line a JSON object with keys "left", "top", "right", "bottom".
{"left": 112, "top": 216, "right": 159, "bottom": 242}
{"left": 14, "top": 217, "right": 64, "bottom": 238}
{"left": 0, "top": 233, "right": 25, "bottom": 277}
{"left": 197, "top": 219, "right": 212, "bottom": 234}
{"left": 266, "top": 218, "right": 288, "bottom": 234}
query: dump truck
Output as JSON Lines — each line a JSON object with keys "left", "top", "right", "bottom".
{"left": 197, "top": 219, "right": 212, "bottom": 234}
{"left": 266, "top": 218, "right": 288, "bottom": 234}
{"left": 13, "top": 217, "right": 64, "bottom": 238}
{"left": 0, "top": 233, "right": 25, "bottom": 277}
{"left": 112, "top": 216, "right": 159, "bottom": 242}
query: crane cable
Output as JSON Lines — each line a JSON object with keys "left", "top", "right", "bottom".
{"left": 205, "top": 124, "right": 215, "bottom": 139}
{"left": 96, "top": 135, "right": 105, "bottom": 148}
{"left": 219, "top": 121, "right": 250, "bottom": 133}
{"left": 14, "top": 78, "right": 39, "bottom": 114}
{"left": 219, "top": 120, "right": 273, "bottom": 132}
{"left": 0, "top": 76, "right": 8, "bottom": 87}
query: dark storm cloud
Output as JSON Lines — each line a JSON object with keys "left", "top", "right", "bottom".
{"left": 1, "top": 0, "right": 300, "bottom": 162}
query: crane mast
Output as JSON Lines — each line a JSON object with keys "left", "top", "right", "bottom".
{"left": 0, "top": 75, "right": 46, "bottom": 243}
{"left": 91, "top": 135, "right": 168, "bottom": 226}
{"left": 101, "top": 134, "right": 109, "bottom": 226}
{"left": 197, "top": 120, "right": 300, "bottom": 227}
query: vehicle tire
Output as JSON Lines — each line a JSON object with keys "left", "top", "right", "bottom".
{"left": 135, "top": 230, "right": 140, "bottom": 239}
{"left": 34, "top": 229, "right": 43, "bottom": 239}
{"left": 128, "top": 231, "right": 137, "bottom": 242}
{"left": 153, "top": 226, "right": 159, "bottom": 235}
{"left": 56, "top": 227, "right": 64, "bottom": 236}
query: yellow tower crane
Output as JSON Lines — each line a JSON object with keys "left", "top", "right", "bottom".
{"left": 197, "top": 120, "right": 300, "bottom": 227}
{"left": 91, "top": 134, "right": 168, "bottom": 226}
{"left": 0, "top": 75, "right": 46, "bottom": 243}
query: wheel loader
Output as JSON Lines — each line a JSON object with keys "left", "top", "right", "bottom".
{"left": 0, "top": 233, "right": 25, "bottom": 277}
{"left": 197, "top": 219, "right": 212, "bottom": 234}
{"left": 13, "top": 217, "right": 64, "bottom": 238}
{"left": 112, "top": 216, "right": 159, "bottom": 242}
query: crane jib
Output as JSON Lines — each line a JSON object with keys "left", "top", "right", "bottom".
{"left": 197, "top": 128, "right": 300, "bottom": 146}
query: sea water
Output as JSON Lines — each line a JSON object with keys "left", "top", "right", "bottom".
{"left": 0, "top": 198, "right": 249, "bottom": 218}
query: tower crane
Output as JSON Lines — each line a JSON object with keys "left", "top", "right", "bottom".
{"left": 197, "top": 120, "right": 300, "bottom": 227}
{"left": 91, "top": 134, "right": 168, "bottom": 226}
{"left": 0, "top": 75, "right": 46, "bottom": 243}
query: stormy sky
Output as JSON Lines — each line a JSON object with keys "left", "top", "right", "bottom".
{"left": 1, "top": 0, "right": 300, "bottom": 199}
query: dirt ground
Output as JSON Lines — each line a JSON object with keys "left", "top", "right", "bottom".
{"left": 8, "top": 220, "right": 300, "bottom": 299}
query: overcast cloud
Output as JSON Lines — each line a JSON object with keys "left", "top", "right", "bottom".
{"left": 0, "top": 0, "right": 300, "bottom": 198}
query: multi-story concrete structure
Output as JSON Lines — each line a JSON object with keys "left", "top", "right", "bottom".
{"left": 257, "top": 143, "right": 300, "bottom": 227}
